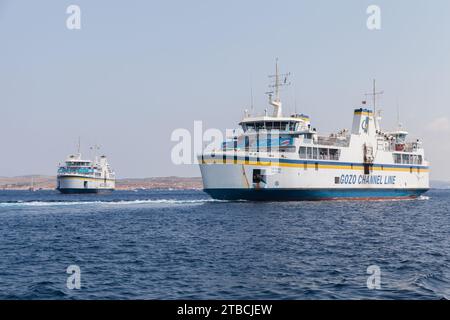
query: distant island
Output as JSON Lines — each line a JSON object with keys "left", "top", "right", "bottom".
{"left": 0, "top": 176, "right": 203, "bottom": 190}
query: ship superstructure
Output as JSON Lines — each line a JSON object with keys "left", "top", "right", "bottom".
{"left": 198, "top": 62, "right": 429, "bottom": 201}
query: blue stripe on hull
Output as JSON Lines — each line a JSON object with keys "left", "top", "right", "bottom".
{"left": 201, "top": 156, "right": 429, "bottom": 170}
{"left": 57, "top": 188, "right": 114, "bottom": 194}
{"left": 203, "top": 188, "right": 429, "bottom": 201}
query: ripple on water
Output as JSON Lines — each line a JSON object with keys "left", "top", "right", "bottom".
{"left": 0, "top": 189, "right": 448, "bottom": 299}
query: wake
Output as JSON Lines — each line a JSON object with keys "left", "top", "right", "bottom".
{"left": 0, "top": 198, "right": 224, "bottom": 207}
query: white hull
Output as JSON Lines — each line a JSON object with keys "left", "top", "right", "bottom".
{"left": 57, "top": 175, "right": 115, "bottom": 193}
{"left": 200, "top": 158, "right": 429, "bottom": 190}
{"left": 199, "top": 154, "right": 429, "bottom": 200}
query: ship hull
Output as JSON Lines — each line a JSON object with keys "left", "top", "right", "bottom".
{"left": 57, "top": 188, "right": 114, "bottom": 194}
{"left": 204, "top": 187, "right": 429, "bottom": 201}
{"left": 56, "top": 175, "right": 115, "bottom": 194}
{"left": 199, "top": 159, "right": 430, "bottom": 201}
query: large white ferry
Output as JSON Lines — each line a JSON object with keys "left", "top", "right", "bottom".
{"left": 199, "top": 63, "right": 430, "bottom": 201}
{"left": 57, "top": 146, "right": 115, "bottom": 194}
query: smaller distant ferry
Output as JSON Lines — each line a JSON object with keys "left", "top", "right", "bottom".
{"left": 57, "top": 145, "right": 115, "bottom": 194}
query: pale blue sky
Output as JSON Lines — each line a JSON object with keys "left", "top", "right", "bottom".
{"left": 1, "top": 0, "right": 449, "bottom": 179}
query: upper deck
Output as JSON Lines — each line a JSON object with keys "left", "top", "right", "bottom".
{"left": 203, "top": 62, "right": 426, "bottom": 169}
{"left": 57, "top": 153, "right": 115, "bottom": 178}
{"left": 239, "top": 114, "right": 311, "bottom": 133}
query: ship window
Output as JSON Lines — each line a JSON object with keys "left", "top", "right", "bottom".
{"left": 413, "top": 155, "right": 421, "bottom": 165}
{"left": 313, "top": 148, "right": 318, "bottom": 160}
{"left": 272, "top": 122, "right": 281, "bottom": 130}
{"left": 329, "top": 149, "right": 340, "bottom": 160}
{"left": 319, "top": 148, "right": 328, "bottom": 160}
{"left": 255, "top": 122, "right": 265, "bottom": 131}
{"left": 396, "top": 134, "right": 407, "bottom": 143}
{"left": 299, "top": 147, "right": 307, "bottom": 159}
{"left": 244, "top": 123, "right": 255, "bottom": 131}
{"left": 392, "top": 153, "right": 423, "bottom": 165}
{"left": 307, "top": 147, "right": 313, "bottom": 159}
{"left": 402, "top": 154, "right": 410, "bottom": 164}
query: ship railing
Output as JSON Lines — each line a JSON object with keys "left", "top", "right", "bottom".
{"left": 316, "top": 136, "right": 350, "bottom": 147}
{"left": 382, "top": 142, "right": 423, "bottom": 153}
{"left": 215, "top": 146, "right": 297, "bottom": 153}
{"left": 58, "top": 172, "right": 95, "bottom": 177}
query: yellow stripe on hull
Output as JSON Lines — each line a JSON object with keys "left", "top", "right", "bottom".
{"left": 201, "top": 159, "right": 429, "bottom": 173}
{"left": 58, "top": 176, "right": 115, "bottom": 183}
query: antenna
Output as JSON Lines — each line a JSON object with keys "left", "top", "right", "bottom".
{"left": 365, "top": 79, "right": 384, "bottom": 129}
{"left": 275, "top": 58, "right": 280, "bottom": 102}
{"left": 267, "top": 58, "right": 291, "bottom": 117}
{"left": 268, "top": 58, "right": 291, "bottom": 100}
{"left": 365, "top": 79, "right": 384, "bottom": 115}
{"left": 250, "top": 74, "right": 254, "bottom": 113}
{"left": 77, "top": 137, "right": 81, "bottom": 155}
{"left": 396, "top": 99, "right": 402, "bottom": 129}
{"left": 90, "top": 144, "right": 100, "bottom": 163}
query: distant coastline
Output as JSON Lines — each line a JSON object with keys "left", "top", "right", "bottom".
{"left": 1, "top": 176, "right": 449, "bottom": 191}
{"left": 0, "top": 176, "right": 203, "bottom": 191}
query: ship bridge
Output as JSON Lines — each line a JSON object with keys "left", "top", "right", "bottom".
{"left": 239, "top": 114, "right": 311, "bottom": 133}
{"left": 58, "top": 155, "right": 94, "bottom": 175}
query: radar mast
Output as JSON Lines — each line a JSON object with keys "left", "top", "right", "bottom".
{"left": 266, "top": 59, "right": 291, "bottom": 118}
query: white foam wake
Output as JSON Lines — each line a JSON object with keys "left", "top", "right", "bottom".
{"left": 0, "top": 198, "right": 222, "bottom": 207}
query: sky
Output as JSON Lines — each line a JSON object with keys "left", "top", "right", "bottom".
{"left": 0, "top": 0, "right": 449, "bottom": 179}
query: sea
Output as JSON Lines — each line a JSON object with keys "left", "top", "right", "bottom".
{"left": 0, "top": 189, "right": 449, "bottom": 300}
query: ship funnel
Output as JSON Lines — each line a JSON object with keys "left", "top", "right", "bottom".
{"left": 352, "top": 108, "right": 376, "bottom": 135}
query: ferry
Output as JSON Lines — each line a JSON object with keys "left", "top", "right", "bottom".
{"left": 198, "top": 62, "right": 430, "bottom": 201}
{"left": 57, "top": 146, "right": 115, "bottom": 194}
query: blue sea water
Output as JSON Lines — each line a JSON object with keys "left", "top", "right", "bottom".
{"left": 0, "top": 189, "right": 449, "bottom": 300}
